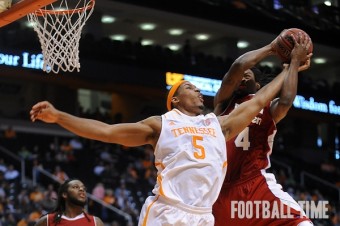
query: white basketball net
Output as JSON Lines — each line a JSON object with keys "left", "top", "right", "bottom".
{"left": 27, "top": 0, "right": 95, "bottom": 73}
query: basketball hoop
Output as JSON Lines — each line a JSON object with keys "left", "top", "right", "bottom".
{"left": 27, "top": 0, "right": 95, "bottom": 73}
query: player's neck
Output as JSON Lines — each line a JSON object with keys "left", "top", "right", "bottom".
{"left": 63, "top": 207, "right": 84, "bottom": 218}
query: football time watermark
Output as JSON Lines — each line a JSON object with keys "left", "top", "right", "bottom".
{"left": 231, "top": 200, "right": 329, "bottom": 219}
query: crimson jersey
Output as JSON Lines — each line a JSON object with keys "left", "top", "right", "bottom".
{"left": 47, "top": 213, "right": 96, "bottom": 226}
{"left": 213, "top": 94, "right": 312, "bottom": 226}
{"left": 222, "top": 94, "right": 276, "bottom": 184}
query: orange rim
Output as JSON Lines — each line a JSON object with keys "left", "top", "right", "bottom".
{"left": 34, "top": 0, "right": 95, "bottom": 16}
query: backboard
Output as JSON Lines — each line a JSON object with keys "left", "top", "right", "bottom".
{"left": 0, "top": 0, "right": 56, "bottom": 27}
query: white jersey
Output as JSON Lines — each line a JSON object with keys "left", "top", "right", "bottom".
{"left": 153, "top": 109, "right": 227, "bottom": 208}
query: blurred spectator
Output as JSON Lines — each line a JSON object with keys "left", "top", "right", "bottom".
{"left": 27, "top": 206, "right": 44, "bottom": 225}
{"left": 3, "top": 126, "right": 16, "bottom": 140}
{"left": 18, "top": 146, "right": 33, "bottom": 160}
{"left": 124, "top": 166, "right": 139, "bottom": 187}
{"left": 93, "top": 161, "right": 105, "bottom": 177}
{"left": 52, "top": 165, "right": 69, "bottom": 183}
{"left": 17, "top": 188, "right": 30, "bottom": 213}
{"left": 2, "top": 213, "right": 17, "bottom": 226}
{"left": 4, "top": 164, "right": 19, "bottom": 183}
{"left": 32, "top": 159, "right": 43, "bottom": 184}
{"left": 0, "top": 171, "right": 4, "bottom": 185}
{"left": 100, "top": 163, "right": 119, "bottom": 188}
{"left": 17, "top": 216, "right": 29, "bottom": 226}
{"left": 99, "top": 146, "right": 114, "bottom": 163}
{"left": 29, "top": 186, "right": 44, "bottom": 205}
{"left": 0, "top": 158, "right": 7, "bottom": 173}
{"left": 0, "top": 182, "right": 6, "bottom": 200}
{"left": 103, "top": 189, "right": 116, "bottom": 206}
{"left": 3, "top": 126, "right": 17, "bottom": 150}
{"left": 90, "top": 182, "right": 106, "bottom": 219}
{"left": 114, "top": 183, "right": 130, "bottom": 210}
{"left": 329, "top": 212, "right": 340, "bottom": 226}
{"left": 92, "top": 182, "right": 105, "bottom": 200}
{"left": 321, "top": 159, "right": 336, "bottom": 173}
{"left": 60, "top": 140, "right": 75, "bottom": 162}
{"left": 42, "top": 184, "right": 57, "bottom": 211}
{"left": 69, "top": 137, "right": 83, "bottom": 150}
{"left": 5, "top": 197, "right": 17, "bottom": 215}
{"left": 43, "top": 184, "right": 57, "bottom": 200}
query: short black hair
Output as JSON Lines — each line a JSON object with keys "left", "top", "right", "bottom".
{"left": 259, "top": 73, "right": 278, "bottom": 88}
{"left": 250, "top": 67, "right": 264, "bottom": 82}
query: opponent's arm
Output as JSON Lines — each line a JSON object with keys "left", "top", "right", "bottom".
{"left": 214, "top": 42, "right": 276, "bottom": 115}
{"left": 30, "top": 101, "right": 161, "bottom": 147}
{"left": 270, "top": 33, "right": 313, "bottom": 123}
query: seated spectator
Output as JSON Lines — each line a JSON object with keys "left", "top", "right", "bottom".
{"left": 321, "top": 159, "right": 336, "bottom": 173}
{"left": 0, "top": 158, "right": 7, "bottom": 173}
{"left": 114, "top": 183, "right": 130, "bottom": 210}
{"left": 52, "top": 165, "right": 69, "bottom": 183}
{"left": 92, "top": 182, "right": 105, "bottom": 200}
{"left": 29, "top": 186, "right": 44, "bottom": 205}
{"left": 60, "top": 140, "right": 75, "bottom": 162}
{"left": 2, "top": 213, "right": 17, "bottom": 226}
{"left": 4, "top": 164, "right": 20, "bottom": 183}
{"left": 27, "top": 206, "right": 44, "bottom": 225}
{"left": 0, "top": 182, "right": 6, "bottom": 200}
{"left": 69, "top": 137, "right": 83, "bottom": 150}
{"left": 3, "top": 126, "right": 17, "bottom": 150}
{"left": 4, "top": 126, "right": 16, "bottom": 139}
{"left": 93, "top": 161, "right": 105, "bottom": 177}
{"left": 17, "top": 216, "right": 28, "bottom": 226}
{"left": 42, "top": 184, "right": 57, "bottom": 211}
{"left": 90, "top": 182, "right": 106, "bottom": 218}
{"left": 18, "top": 146, "right": 33, "bottom": 160}
{"left": 17, "top": 188, "right": 31, "bottom": 213}
{"left": 103, "top": 189, "right": 116, "bottom": 206}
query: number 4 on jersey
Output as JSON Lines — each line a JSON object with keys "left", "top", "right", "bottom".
{"left": 234, "top": 127, "right": 250, "bottom": 151}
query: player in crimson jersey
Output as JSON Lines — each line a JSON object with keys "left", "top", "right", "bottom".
{"left": 34, "top": 179, "right": 104, "bottom": 226}
{"left": 212, "top": 33, "right": 314, "bottom": 226}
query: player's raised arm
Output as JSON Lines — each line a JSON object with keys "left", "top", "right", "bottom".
{"left": 30, "top": 101, "right": 161, "bottom": 147}
{"left": 218, "top": 65, "right": 287, "bottom": 140}
{"left": 270, "top": 32, "right": 312, "bottom": 123}
{"left": 218, "top": 33, "right": 310, "bottom": 140}
{"left": 214, "top": 41, "right": 276, "bottom": 115}
{"left": 214, "top": 43, "right": 275, "bottom": 105}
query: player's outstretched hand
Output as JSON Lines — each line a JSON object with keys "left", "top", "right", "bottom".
{"left": 298, "top": 53, "right": 312, "bottom": 72}
{"left": 30, "top": 101, "right": 59, "bottom": 123}
{"left": 290, "top": 32, "right": 312, "bottom": 66}
{"left": 270, "top": 29, "right": 287, "bottom": 55}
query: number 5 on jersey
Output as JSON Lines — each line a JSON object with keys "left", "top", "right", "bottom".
{"left": 192, "top": 135, "right": 206, "bottom": 159}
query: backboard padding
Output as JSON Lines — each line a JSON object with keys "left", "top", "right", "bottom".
{"left": 0, "top": 0, "right": 56, "bottom": 27}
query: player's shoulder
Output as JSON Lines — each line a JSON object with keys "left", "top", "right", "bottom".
{"left": 94, "top": 216, "right": 105, "bottom": 226}
{"left": 162, "top": 109, "right": 181, "bottom": 120}
{"left": 34, "top": 215, "right": 48, "bottom": 226}
{"left": 140, "top": 115, "right": 161, "bottom": 124}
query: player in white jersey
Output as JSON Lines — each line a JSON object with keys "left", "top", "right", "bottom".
{"left": 30, "top": 48, "right": 309, "bottom": 225}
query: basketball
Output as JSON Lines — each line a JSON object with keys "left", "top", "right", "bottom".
{"left": 273, "top": 28, "right": 313, "bottom": 63}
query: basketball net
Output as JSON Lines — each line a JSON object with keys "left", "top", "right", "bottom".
{"left": 27, "top": 0, "right": 95, "bottom": 73}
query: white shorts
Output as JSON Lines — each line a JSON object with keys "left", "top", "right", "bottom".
{"left": 138, "top": 195, "right": 214, "bottom": 226}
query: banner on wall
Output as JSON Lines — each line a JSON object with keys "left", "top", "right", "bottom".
{"left": 0, "top": 51, "right": 43, "bottom": 70}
